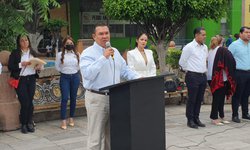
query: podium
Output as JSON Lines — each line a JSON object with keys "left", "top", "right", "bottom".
{"left": 100, "top": 75, "right": 166, "bottom": 150}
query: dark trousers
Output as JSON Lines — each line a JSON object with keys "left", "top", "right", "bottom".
{"left": 208, "top": 81, "right": 227, "bottom": 120}
{"left": 232, "top": 70, "right": 250, "bottom": 117}
{"left": 16, "top": 75, "right": 36, "bottom": 125}
{"left": 60, "top": 72, "right": 80, "bottom": 120}
{"left": 185, "top": 71, "right": 207, "bottom": 121}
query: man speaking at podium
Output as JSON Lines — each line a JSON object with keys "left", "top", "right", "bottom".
{"left": 80, "top": 23, "right": 140, "bottom": 150}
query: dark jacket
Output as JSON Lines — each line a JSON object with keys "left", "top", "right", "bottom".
{"left": 8, "top": 49, "right": 38, "bottom": 79}
{"left": 210, "top": 46, "right": 236, "bottom": 99}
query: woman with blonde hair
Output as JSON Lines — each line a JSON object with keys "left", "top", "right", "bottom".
{"left": 207, "top": 36, "right": 236, "bottom": 125}
{"left": 55, "top": 36, "right": 80, "bottom": 129}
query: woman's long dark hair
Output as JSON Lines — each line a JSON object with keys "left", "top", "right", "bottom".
{"left": 16, "top": 34, "right": 37, "bottom": 57}
{"left": 135, "top": 33, "right": 148, "bottom": 47}
{"left": 60, "top": 35, "right": 79, "bottom": 64}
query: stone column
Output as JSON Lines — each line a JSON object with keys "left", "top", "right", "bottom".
{"left": 0, "top": 51, "right": 20, "bottom": 131}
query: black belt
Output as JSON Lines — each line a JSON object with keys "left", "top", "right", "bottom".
{"left": 187, "top": 71, "right": 206, "bottom": 76}
{"left": 87, "top": 90, "right": 109, "bottom": 96}
{"left": 20, "top": 74, "right": 36, "bottom": 78}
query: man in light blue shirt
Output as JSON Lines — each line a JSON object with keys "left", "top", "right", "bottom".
{"left": 228, "top": 26, "right": 250, "bottom": 123}
{"left": 80, "top": 41, "right": 139, "bottom": 91}
{"left": 80, "top": 23, "right": 140, "bottom": 150}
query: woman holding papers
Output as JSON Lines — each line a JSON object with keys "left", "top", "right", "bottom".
{"left": 127, "top": 33, "right": 156, "bottom": 77}
{"left": 55, "top": 36, "right": 80, "bottom": 130}
{"left": 8, "top": 34, "right": 43, "bottom": 134}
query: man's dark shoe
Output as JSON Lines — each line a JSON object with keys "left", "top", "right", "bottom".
{"left": 21, "top": 125, "right": 28, "bottom": 134}
{"left": 194, "top": 119, "right": 206, "bottom": 127}
{"left": 27, "top": 124, "right": 35, "bottom": 132}
{"left": 242, "top": 114, "right": 250, "bottom": 120}
{"left": 187, "top": 120, "right": 198, "bottom": 129}
{"left": 232, "top": 116, "right": 241, "bottom": 123}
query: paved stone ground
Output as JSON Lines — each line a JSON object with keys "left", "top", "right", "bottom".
{"left": 1, "top": 104, "right": 250, "bottom": 150}
{"left": 166, "top": 104, "right": 250, "bottom": 150}
{"left": 0, "top": 117, "right": 88, "bottom": 150}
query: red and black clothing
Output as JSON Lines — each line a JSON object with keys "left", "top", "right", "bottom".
{"left": 208, "top": 47, "right": 236, "bottom": 119}
{"left": 210, "top": 47, "right": 236, "bottom": 99}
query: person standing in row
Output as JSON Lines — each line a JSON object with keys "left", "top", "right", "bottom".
{"left": 55, "top": 36, "right": 80, "bottom": 129}
{"left": 207, "top": 36, "right": 236, "bottom": 126}
{"left": 127, "top": 33, "right": 156, "bottom": 77}
{"left": 8, "top": 34, "right": 42, "bottom": 134}
{"left": 228, "top": 26, "right": 250, "bottom": 123}
{"left": 226, "top": 35, "right": 233, "bottom": 47}
{"left": 80, "top": 23, "right": 140, "bottom": 150}
{"left": 179, "top": 27, "right": 208, "bottom": 129}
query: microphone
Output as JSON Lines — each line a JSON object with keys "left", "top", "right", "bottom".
{"left": 105, "top": 42, "right": 114, "bottom": 60}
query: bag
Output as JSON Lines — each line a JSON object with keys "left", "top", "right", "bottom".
{"left": 8, "top": 66, "right": 26, "bottom": 89}
{"left": 164, "top": 80, "right": 177, "bottom": 92}
{"left": 8, "top": 78, "right": 19, "bottom": 89}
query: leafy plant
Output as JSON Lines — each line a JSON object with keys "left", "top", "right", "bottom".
{"left": 0, "top": 0, "right": 60, "bottom": 51}
{"left": 40, "top": 19, "right": 68, "bottom": 54}
{"left": 44, "top": 19, "right": 68, "bottom": 32}
{"left": 166, "top": 48, "right": 182, "bottom": 69}
{"left": 0, "top": 4, "right": 26, "bottom": 51}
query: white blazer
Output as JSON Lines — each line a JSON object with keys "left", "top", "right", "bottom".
{"left": 127, "top": 48, "right": 156, "bottom": 77}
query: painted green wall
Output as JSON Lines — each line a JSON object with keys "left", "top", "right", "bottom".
{"left": 69, "top": 0, "right": 80, "bottom": 41}
{"left": 203, "top": 20, "right": 221, "bottom": 45}
{"left": 185, "top": 0, "right": 243, "bottom": 44}
{"left": 110, "top": 37, "right": 137, "bottom": 52}
{"left": 228, "top": 0, "right": 242, "bottom": 36}
{"left": 186, "top": 19, "right": 221, "bottom": 45}
{"left": 186, "top": 19, "right": 202, "bottom": 40}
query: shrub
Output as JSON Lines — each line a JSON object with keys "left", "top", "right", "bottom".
{"left": 166, "top": 48, "right": 182, "bottom": 69}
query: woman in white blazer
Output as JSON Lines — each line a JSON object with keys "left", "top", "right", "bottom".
{"left": 127, "top": 33, "right": 156, "bottom": 77}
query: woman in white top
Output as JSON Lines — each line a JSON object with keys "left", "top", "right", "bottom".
{"left": 127, "top": 33, "right": 156, "bottom": 77}
{"left": 207, "top": 35, "right": 236, "bottom": 126}
{"left": 8, "top": 34, "right": 43, "bottom": 134}
{"left": 55, "top": 36, "right": 80, "bottom": 130}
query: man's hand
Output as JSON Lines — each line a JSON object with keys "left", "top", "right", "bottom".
{"left": 103, "top": 48, "right": 114, "bottom": 59}
{"left": 21, "top": 61, "right": 31, "bottom": 66}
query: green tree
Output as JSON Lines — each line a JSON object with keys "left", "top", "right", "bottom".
{"left": 103, "top": 0, "right": 229, "bottom": 73}
{"left": 44, "top": 19, "right": 68, "bottom": 53}
{"left": 0, "top": 3, "right": 25, "bottom": 50}
{"left": 0, "top": 0, "right": 60, "bottom": 51}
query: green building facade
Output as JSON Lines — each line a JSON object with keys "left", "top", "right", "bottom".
{"left": 185, "top": 0, "right": 243, "bottom": 45}
{"left": 68, "top": 0, "right": 244, "bottom": 51}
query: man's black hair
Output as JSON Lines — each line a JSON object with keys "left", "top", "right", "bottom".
{"left": 193, "top": 27, "right": 205, "bottom": 37}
